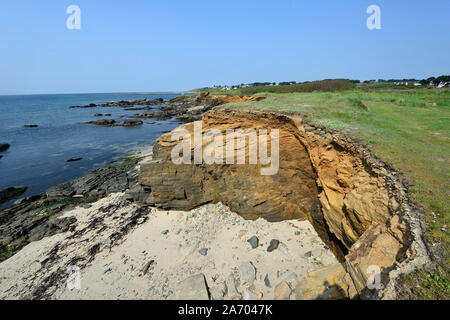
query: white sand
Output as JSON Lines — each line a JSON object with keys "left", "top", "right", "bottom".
{"left": 0, "top": 191, "right": 337, "bottom": 300}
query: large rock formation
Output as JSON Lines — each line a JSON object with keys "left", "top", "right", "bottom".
{"left": 141, "top": 111, "right": 318, "bottom": 222}
{"left": 139, "top": 109, "right": 421, "bottom": 299}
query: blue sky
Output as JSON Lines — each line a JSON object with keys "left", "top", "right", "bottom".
{"left": 0, "top": 0, "right": 449, "bottom": 94}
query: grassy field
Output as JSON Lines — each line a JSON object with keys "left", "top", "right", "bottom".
{"left": 217, "top": 87, "right": 449, "bottom": 297}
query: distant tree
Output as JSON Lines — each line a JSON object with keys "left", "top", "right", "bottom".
{"left": 436, "top": 75, "right": 450, "bottom": 83}
{"left": 427, "top": 77, "right": 436, "bottom": 85}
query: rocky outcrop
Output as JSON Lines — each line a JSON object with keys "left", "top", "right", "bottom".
{"left": 141, "top": 112, "right": 318, "bottom": 222}
{"left": 122, "top": 120, "right": 143, "bottom": 127}
{"left": 0, "top": 156, "right": 144, "bottom": 262}
{"left": 139, "top": 109, "right": 424, "bottom": 299}
{"left": 0, "top": 186, "right": 27, "bottom": 206}
{"left": 86, "top": 119, "right": 143, "bottom": 127}
{"left": 69, "top": 98, "right": 164, "bottom": 109}
{"left": 87, "top": 119, "right": 116, "bottom": 126}
{"left": 131, "top": 93, "right": 258, "bottom": 122}
{"left": 0, "top": 143, "right": 10, "bottom": 152}
{"left": 345, "top": 215, "right": 406, "bottom": 297}
{"left": 100, "top": 98, "right": 164, "bottom": 107}
{"left": 46, "top": 157, "right": 141, "bottom": 199}
{"left": 294, "top": 263, "right": 357, "bottom": 299}
{"left": 75, "top": 93, "right": 264, "bottom": 125}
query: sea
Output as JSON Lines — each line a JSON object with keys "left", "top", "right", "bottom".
{"left": 0, "top": 92, "right": 185, "bottom": 208}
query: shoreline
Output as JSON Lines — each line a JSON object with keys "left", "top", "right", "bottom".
{"left": 0, "top": 136, "right": 339, "bottom": 300}
{"left": 0, "top": 93, "right": 437, "bottom": 300}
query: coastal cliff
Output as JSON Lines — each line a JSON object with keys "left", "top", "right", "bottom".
{"left": 140, "top": 108, "right": 429, "bottom": 299}
{"left": 0, "top": 97, "right": 430, "bottom": 300}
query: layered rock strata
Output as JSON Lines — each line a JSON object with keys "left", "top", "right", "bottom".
{"left": 140, "top": 109, "right": 426, "bottom": 299}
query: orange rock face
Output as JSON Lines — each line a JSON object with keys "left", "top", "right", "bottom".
{"left": 141, "top": 110, "right": 318, "bottom": 222}
{"left": 299, "top": 130, "right": 394, "bottom": 249}
{"left": 140, "top": 109, "right": 411, "bottom": 298}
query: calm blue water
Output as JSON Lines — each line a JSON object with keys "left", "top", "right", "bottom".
{"left": 0, "top": 93, "right": 184, "bottom": 207}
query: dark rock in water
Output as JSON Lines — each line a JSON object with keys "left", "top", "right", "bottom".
{"left": 0, "top": 155, "right": 2, "bottom": 159}
{"left": 24, "top": 124, "right": 38, "bottom": 128}
{"left": 131, "top": 112, "right": 156, "bottom": 119}
{"left": 146, "top": 121, "right": 155, "bottom": 125}
{"left": 104, "top": 113, "right": 112, "bottom": 116}
{"left": 86, "top": 119, "right": 116, "bottom": 126}
{"left": 69, "top": 103, "right": 97, "bottom": 109}
{"left": 124, "top": 106, "right": 154, "bottom": 111}
{"left": 264, "top": 274, "right": 271, "bottom": 288}
{"left": 0, "top": 143, "right": 10, "bottom": 152}
{"left": 94, "top": 113, "right": 103, "bottom": 117}
{"left": 267, "top": 239, "right": 280, "bottom": 252}
{"left": 247, "top": 236, "right": 259, "bottom": 249}
{"left": 0, "top": 186, "right": 28, "bottom": 205}
{"left": 122, "top": 120, "right": 143, "bottom": 127}
{"left": 99, "top": 98, "right": 164, "bottom": 108}
{"left": 66, "top": 157, "right": 82, "bottom": 162}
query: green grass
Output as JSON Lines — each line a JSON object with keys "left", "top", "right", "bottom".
{"left": 222, "top": 88, "right": 449, "bottom": 259}
{"left": 196, "top": 79, "right": 354, "bottom": 95}
{"left": 0, "top": 245, "right": 15, "bottom": 261}
{"left": 400, "top": 267, "right": 450, "bottom": 300}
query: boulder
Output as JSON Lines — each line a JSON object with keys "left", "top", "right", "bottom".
{"left": 69, "top": 103, "right": 97, "bottom": 108}
{"left": 122, "top": 120, "right": 143, "bottom": 127}
{"left": 176, "top": 274, "right": 210, "bottom": 300}
{"left": 294, "top": 263, "right": 357, "bottom": 300}
{"left": 0, "top": 143, "right": 10, "bottom": 152}
{"left": 226, "top": 273, "right": 242, "bottom": 299}
{"left": 239, "top": 262, "right": 256, "bottom": 284}
{"left": 0, "top": 186, "right": 27, "bottom": 205}
{"left": 24, "top": 125, "right": 38, "bottom": 128}
{"left": 274, "top": 281, "right": 292, "bottom": 300}
{"left": 267, "top": 239, "right": 280, "bottom": 252}
{"left": 247, "top": 236, "right": 259, "bottom": 249}
{"left": 345, "top": 217, "right": 404, "bottom": 297}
